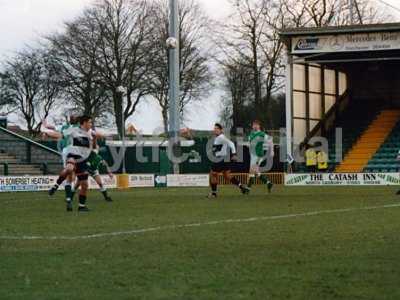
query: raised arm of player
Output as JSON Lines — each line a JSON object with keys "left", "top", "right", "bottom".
{"left": 42, "top": 119, "right": 56, "bottom": 131}
{"left": 90, "top": 129, "right": 109, "bottom": 139}
{"left": 42, "top": 129, "right": 62, "bottom": 140}
{"left": 94, "top": 131, "right": 106, "bottom": 139}
{"left": 90, "top": 129, "right": 107, "bottom": 150}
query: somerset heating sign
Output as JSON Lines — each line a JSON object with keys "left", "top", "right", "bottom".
{"left": 0, "top": 176, "right": 56, "bottom": 192}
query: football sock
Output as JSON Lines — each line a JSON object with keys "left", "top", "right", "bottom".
{"left": 65, "top": 184, "right": 72, "bottom": 202}
{"left": 211, "top": 183, "right": 217, "bottom": 194}
{"left": 100, "top": 187, "right": 108, "bottom": 200}
{"left": 98, "top": 183, "right": 108, "bottom": 199}
{"left": 259, "top": 174, "right": 270, "bottom": 184}
{"left": 248, "top": 175, "right": 256, "bottom": 188}
{"left": 56, "top": 174, "right": 66, "bottom": 186}
{"left": 230, "top": 177, "right": 241, "bottom": 187}
{"left": 50, "top": 184, "right": 59, "bottom": 194}
{"left": 79, "top": 195, "right": 87, "bottom": 207}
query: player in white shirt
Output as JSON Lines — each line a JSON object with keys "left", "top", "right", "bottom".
{"left": 45, "top": 116, "right": 93, "bottom": 211}
{"left": 208, "top": 123, "right": 250, "bottom": 198}
{"left": 61, "top": 115, "right": 94, "bottom": 212}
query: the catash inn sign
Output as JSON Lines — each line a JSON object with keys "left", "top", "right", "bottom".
{"left": 285, "top": 173, "right": 400, "bottom": 186}
{"left": 292, "top": 32, "right": 400, "bottom": 54}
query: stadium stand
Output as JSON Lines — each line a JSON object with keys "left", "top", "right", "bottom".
{"left": 336, "top": 109, "right": 400, "bottom": 172}
{"left": 0, "top": 126, "right": 61, "bottom": 175}
{"left": 0, "top": 151, "right": 43, "bottom": 175}
{"left": 294, "top": 98, "right": 380, "bottom": 172}
{"left": 280, "top": 23, "right": 400, "bottom": 174}
{"left": 326, "top": 99, "right": 380, "bottom": 171}
{"left": 365, "top": 118, "right": 400, "bottom": 172}
{"left": 295, "top": 102, "right": 400, "bottom": 173}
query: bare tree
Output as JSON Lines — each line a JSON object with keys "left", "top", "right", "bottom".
{"left": 146, "top": 0, "right": 212, "bottom": 133}
{"left": 219, "top": 57, "right": 254, "bottom": 131}
{"left": 88, "top": 0, "right": 154, "bottom": 137}
{"left": 0, "top": 49, "right": 62, "bottom": 136}
{"left": 46, "top": 9, "right": 111, "bottom": 124}
{"left": 215, "top": 0, "right": 285, "bottom": 129}
{"left": 0, "top": 72, "right": 15, "bottom": 111}
{"left": 279, "top": 0, "right": 387, "bottom": 27}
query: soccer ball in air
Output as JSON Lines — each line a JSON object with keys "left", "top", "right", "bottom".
{"left": 166, "top": 37, "right": 178, "bottom": 49}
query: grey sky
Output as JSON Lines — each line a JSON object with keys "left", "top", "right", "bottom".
{"left": 0, "top": 0, "right": 232, "bottom": 56}
{"left": 0, "top": 0, "right": 232, "bottom": 133}
{"left": 1, "top": 0, "right": 399, "bottom": 132}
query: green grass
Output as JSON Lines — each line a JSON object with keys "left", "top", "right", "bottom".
{"left": 1, "top": 186, "right": 400, "bottom": 300}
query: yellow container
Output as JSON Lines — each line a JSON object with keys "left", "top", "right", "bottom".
{"left": 117, "top": 174, "right": 130, "bottom": 189}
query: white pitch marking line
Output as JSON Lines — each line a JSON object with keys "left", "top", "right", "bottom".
{"left": 1, "top": 203, "right": 400, "bottom": 241}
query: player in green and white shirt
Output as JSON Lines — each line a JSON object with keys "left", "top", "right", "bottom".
{"left": 43, "top": 116, "right": 79, "bottom": 206}
{"left": 61, "top": 116, "right": 94, "bottom": 211}
{"left": 43, "top": 116, "right": 80, "bottom": 166}
{"left": 247, "top": 120, "right": 274, "bottom": 193}
{"left": 60, "top": 119, "right": 80, "bottom": 166}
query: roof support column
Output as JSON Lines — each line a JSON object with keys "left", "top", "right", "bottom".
{"left": 284, "top": 50, "right": 293, "bottom": 171}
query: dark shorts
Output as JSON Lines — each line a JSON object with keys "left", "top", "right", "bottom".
{"left": 66, "top": 154, "right": 89, "bottom": 180}
{"left": 211, "top": 160, "right": 233, "bottom": 173}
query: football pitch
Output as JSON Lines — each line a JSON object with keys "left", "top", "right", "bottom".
{"left": 1, "top": 186, "right": 400, "bottom": 300}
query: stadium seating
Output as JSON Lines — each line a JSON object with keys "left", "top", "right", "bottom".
{"left": 0, "top": 126, "right": 61, "bottom": 175}
{"left": 295, "top": 99, "right": 379, "bottom": 173}
{"left": 326, "top": 99, "right": 380, "bottom": 171}
{"left": 336, "top": 110, "right": 400, "bottom": 172}
{"left": 0, "top": 150, "right": 43, "bottom": 175}
{"left": 364, "top": 120, "right": 400, "bottom": 172}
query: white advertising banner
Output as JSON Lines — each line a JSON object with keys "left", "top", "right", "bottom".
{"left": 88, "top": 175, "right": 117, "bottom": 190}
{"left": 167, "top": 174, "right": 210, "bottom": 187}
{"left": 128, "top": 174, "right": 155, "bottom": 188}
{"left": 291, "top": 32, "right": 400, "bottom": 54}
{"left": 0, "top": 175, "right": 117, "bottom": 192}
{"left": 0, "top": 176, "right": 59, "bottom": 192}
{"left": 285, "top": 173, "right": 400, "bottom": 186}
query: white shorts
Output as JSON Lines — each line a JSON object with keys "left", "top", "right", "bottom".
{"left": 250, "top": 155, "right": 265, "bottom": 170}
{"left": 89, "top": 169, "right": 100, "bottom": 178}
{"left": 62, "top": 148, "right": 69, "bottom": 167}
